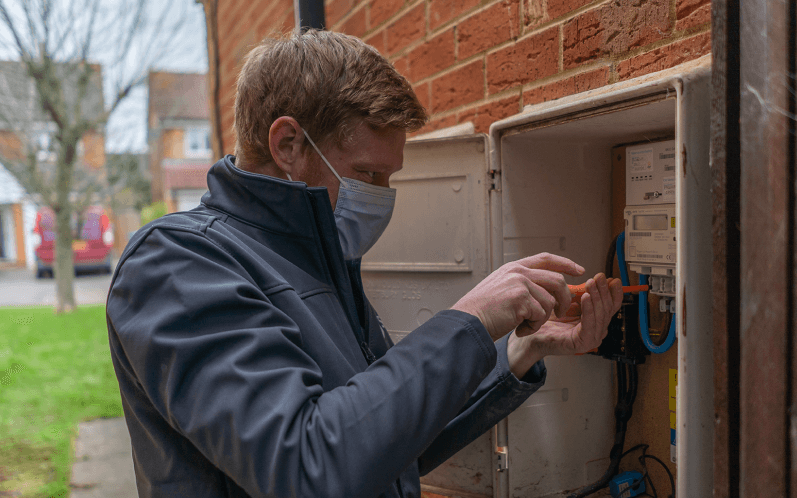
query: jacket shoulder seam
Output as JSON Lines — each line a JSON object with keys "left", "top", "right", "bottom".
{"left": 205, "top": 205, "right": 315, "bottom": 241}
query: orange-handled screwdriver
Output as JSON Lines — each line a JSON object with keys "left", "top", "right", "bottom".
{"left": 568, "top": 283, "right": 649, "bottom": 297}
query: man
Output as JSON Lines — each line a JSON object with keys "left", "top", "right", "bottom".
{"left": 107, "top": 30, "right": 622, "bottom": 498}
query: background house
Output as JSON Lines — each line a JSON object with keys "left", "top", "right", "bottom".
{"left": 0, "top": 60, "right": 106, "bottom": 268}
{"left": 0, "top": 163, "right": 36, "bottom": 269}
{"left": 147, "top": 71, "right": 212, "bottom": 213}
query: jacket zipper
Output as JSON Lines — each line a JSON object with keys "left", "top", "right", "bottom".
{"left": 359, "top": 341, "right": 376, "bottom": 365}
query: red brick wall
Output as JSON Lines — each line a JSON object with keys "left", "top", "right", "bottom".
{"left": 213, "top": 0, "right": 710, "bottom": 148}
{"left": 215, "top": 0, "right": 296, "bottom": 154}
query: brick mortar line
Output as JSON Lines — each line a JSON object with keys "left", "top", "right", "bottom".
{"left": 431, "top": 0, "right": 522, "bottom": 38}
{"left": 607, "top": 25, "right": 711, "bottom": 69}
{"left": 398, "top": 43, "right": 485, "bottom": 84}
{"left": 402, "top": 19, "right": 561, "bottom": 86}
{"left": 425, "top": 0, "right": 431, "bottom": 42}
{"left": 359, "top": 0, "right": 427, "bottom": 38}
{"left": 669, "top": 0, "right": 678, "bottom": 34}
{"left": 520, "top": 61, "right": 612, "bottom": 93}
{"left": 423, "top": 31, "right": 706, "bottom": 124}
{"left": 383, "top": 17, "right": 460, "bottom": 62}
{"left": 417, "top": 0, "right": 506, "bottom": 39}
{"left": 332, "top": 1, "right": 368, "bottom": 31}
{"left": 427, "top": 86, "right": 521, "bottom": 123}
{"left": 382, "top": 0, "right": 578, "bottom": 64}
{"left": 522, "top": 0, "right": 613, "bottom": 37}
{"left": 558, "top": 24, "right": 564, "bottom": 72}
{"left": 365, "top": 20, "right": 704, "bottom": 90}
{"left": 672, "top": 21, "right": 712, "bottom": 39}
{"left": 482, "top": 56, "right": 488, "bottom": 99}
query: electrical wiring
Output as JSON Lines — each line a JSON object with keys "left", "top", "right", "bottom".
{"left": 567, "top": 362, "right": 638, "bottom": 498}
{"left": 637, "top": 274, "right": 676, "bottom": 353}
{"left": 620, "top": 444, "right": 675, "bottom": 498}
{"left": 616, "top": 231, "right": 675, "bottom": 354}
{"left": 616, "top": 232, "right": 630, "bottom": 287}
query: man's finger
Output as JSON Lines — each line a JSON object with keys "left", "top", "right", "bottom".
{"left": 526, "top": 281, "right": 556, "bottom": 324}
{"left": 516, "top": 253, "right": 585, "bottom": 277}
{"left": 595, "top": 274, "right": 614, "bottom": 323}
{"left": 579, "top": 293, "right": 597, "bottom": 351}
{"left": 609, "top": 278, "right": 623, "bottom": 313}
{"left": 518, "top": 268, "right": 572, "bottom": 319}
{"left": 584, "top": 278, "right": 603, "bottom": 336}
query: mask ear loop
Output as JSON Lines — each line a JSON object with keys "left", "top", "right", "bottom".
{"left": 302, "top": 129, "right": 345, "bottom": 185}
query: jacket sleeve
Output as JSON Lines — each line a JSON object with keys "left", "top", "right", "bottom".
{"left": 417, "top": 335, "right": 546, "bottom": 475}
{"left": 107, "top": 227, "right": 497, "bottom": 498}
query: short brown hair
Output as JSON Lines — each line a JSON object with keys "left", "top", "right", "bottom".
{"left": 233, "top": 30, "right": 428, "bottom": 166}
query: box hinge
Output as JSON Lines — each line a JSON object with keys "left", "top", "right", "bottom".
{"left": 488, "top": 169, "right": 501, "bottom": 191}
{"left": 495, "top": 446, "right": 508, "bottom": 472}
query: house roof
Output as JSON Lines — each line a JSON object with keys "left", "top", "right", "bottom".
{"left": 148, "top": 71, "right": 209, "bottom": 122}
{"left": 0, "top": 162, "right": 27, "bottom": 204}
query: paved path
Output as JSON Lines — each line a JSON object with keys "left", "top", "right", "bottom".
{"left": 70, "top": 418, "right": 137, "bottom": 498}
{"left": 0, "top": 267, "right": 112, "bottom": 307}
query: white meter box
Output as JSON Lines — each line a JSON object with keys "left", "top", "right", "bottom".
{"left": 362, "top": 56, "right": 713, "bottom": 498}
{"left": 626, "top": 140, "right": 676, "bottom": 205}
{"left": 624, "top": 204, "right": 676, "bottom": 271}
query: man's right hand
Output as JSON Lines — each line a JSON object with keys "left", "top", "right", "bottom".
{"left": 451, "top": 253, "right": 585, "bottom": 342}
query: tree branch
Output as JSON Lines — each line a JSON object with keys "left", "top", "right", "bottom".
{"left": 0, "top": 0, "right": 33, "bottom": 59}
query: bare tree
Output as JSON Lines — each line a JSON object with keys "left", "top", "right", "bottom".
{"left": 0, "top": 0, "right": 196, "bottom": 312}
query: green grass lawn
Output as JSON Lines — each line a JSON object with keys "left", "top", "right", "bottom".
{"left": 0, "top": 305, "right": 123, "bottom": 497}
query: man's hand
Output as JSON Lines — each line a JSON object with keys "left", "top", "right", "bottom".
{"left": 451, "top": 253, "right": 585, "bottom": 342}
{"left": 506, "top": 273, "right": 623, "bottom": 378}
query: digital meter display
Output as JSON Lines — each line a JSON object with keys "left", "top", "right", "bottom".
{"left": 633, "top": 214, "right": 668, "bottom": 231}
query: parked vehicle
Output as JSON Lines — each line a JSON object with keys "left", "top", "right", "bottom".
{"left": 32, "top": 205, "right": 113, "bottom": 278}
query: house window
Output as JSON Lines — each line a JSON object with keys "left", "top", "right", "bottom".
{"left": 35, "top": 131, "right": 56, "bottom": 162}
{"left": 185, "top": 127, "right": 211, "bottom": 158}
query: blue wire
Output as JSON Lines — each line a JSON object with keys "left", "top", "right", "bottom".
{"left": 618, "top": 231, "right": 675, "bottom": 354}
{"left": 616, "top": 232, "right": 630, "bottom": 287}
{"left": 638, "top": 274, "right": 676, "bottom": 354}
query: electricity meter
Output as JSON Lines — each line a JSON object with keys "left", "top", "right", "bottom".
{"left": 624, "top": 140, "right": 676, "bottom": 297}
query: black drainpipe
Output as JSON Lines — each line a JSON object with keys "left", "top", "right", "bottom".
{"left": 294, "top": 0, "right": 325, "bottom": 32}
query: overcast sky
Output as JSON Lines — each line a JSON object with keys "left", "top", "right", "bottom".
{"left": 105, "top": 0, "right": 209, "bottom": 153}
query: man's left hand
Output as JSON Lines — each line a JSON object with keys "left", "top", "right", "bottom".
{"left": 506, "top": 273, "right": 623, "bottom": 379}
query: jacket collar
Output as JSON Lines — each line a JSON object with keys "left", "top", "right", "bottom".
{"left": 202, "top": 156, "right": 367, "bottom": 345}
{"left": 202, "top": 155, "right": 332, "bottom": 239}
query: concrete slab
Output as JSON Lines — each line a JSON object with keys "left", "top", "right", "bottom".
{"left": 70, "top": 418, "right": 137, "bottom": 498}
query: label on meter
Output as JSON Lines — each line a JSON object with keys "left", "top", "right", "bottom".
{"left": 626, "top": 140, "right": 676, "bottom": 206}
{"left": 623, "top": 205, "right": 676, "bottom": 267}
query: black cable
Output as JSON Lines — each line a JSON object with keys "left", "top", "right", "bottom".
{"left": 618, "top": 444, "right": 675, "bottom": 498}
{"left": 567, "top": 362, "right": 638, "bottom": 498}
{"left": 567, "top": 237, "right": 641, "bottom": 498}
{"left": 640, "top": 454, "right": 675, "bottom": 498}
{"left": 605, "top": 233, "right": 621, "bottom": 277}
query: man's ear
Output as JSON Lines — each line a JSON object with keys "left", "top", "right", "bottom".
{"left": 269, "top": 117, "right": 306, "bottom": 179}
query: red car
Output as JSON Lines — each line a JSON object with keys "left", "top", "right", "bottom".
{"left": 32, "top": 205, "right": 114, "bottom": 278}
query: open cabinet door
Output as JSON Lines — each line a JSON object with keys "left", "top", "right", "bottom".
{"left": 361, "top": 135, "right": 494, "bottom": 497}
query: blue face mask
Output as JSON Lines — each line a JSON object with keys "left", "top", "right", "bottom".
{"left": 300, "top": 130, "right": 396, "bottom": 261}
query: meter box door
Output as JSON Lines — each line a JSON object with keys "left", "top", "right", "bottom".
{"left": 491, "top": 56, "right": 712, "bottom": 498}
{"left": 361, "top": 135, "right": 495, "bottom": 497}
{"left": 362, "top": 134, "right": 619, "bottom": 496}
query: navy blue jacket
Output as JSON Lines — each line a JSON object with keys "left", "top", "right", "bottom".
{"left": 106, "top": 156, "right": 547, "bottom": 498}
